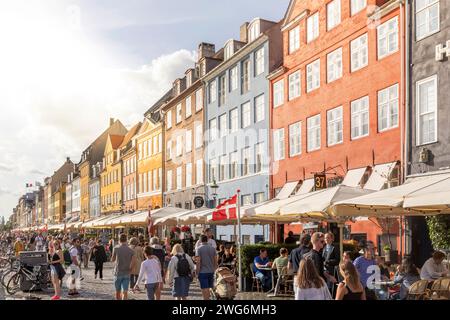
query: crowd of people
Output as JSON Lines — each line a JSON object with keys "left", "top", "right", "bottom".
{"left": 253, "top": 231, "right": 449, "bottom": 300}
{"left": 1, "top": 229, "right": 448, "bottom": 301}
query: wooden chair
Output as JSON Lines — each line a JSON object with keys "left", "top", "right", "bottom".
{"left": 406, "top": 280, "right": 430, "bottom": 300}
{"left": 250, "top": 263, "right": 262, "bottom": 293}
{"left": 429, "top": 278, "right": 450, "bottom": 300}
{"left": 279, "top": 266, "right": 295, "bottom": 295}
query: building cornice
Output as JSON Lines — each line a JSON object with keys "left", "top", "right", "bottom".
{"left": 368, "top": 0, "right": 404, "bottom": 20}
{"left": 267, "top": 66, "right": 286, "bottom": 81}
{"left": 281, "top": 9, "right": 309, "bottom": 32}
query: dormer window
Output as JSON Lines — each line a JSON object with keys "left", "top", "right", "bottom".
{"left": 174, "top": 80, "right": 181, "bottom": 95}
{"left": 248, "top": 20, "right": 261, "bottom": 42}
{"left": 186, "top": 71, "right": 192, "bottom": 87}
{"left": 224, "top": 41, "right": 234, "bottom": 61}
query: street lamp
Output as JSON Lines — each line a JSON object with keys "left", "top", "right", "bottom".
{"left": 210, "top": 179, "right": 219, "bottom": 207}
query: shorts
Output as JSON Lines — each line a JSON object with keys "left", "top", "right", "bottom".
{"left": 198, "top": 273, "right": 214, "bottom": 289}
{"left": 114, "top": 275, "right": 130, "bottom": 292}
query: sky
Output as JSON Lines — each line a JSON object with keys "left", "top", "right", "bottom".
{"left": 0, "top": 0, "right": 290, "bottom": 219}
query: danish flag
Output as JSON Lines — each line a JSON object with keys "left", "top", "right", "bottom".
{"left": 212, "top": 194, "right": 237, "bottom": 221}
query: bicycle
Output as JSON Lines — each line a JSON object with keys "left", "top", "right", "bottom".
{"left": 6, "top": 263, "right": 50, "bottom": 296}
{"left": 1, "top": 256, "right": 20, "bottom": 288}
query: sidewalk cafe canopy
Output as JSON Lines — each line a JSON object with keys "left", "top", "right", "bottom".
{"left": 331, "top": 173, "right": 450, "bottom": 218}
{"left": 280, "top": 185, "right": 374, "bottom": 221}
{"left": 154, "top": 208, "right": 197, "bottom": 226}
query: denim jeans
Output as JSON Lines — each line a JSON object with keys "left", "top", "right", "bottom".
{"left": 145, "top": 283, "right": 159, "bottom": 300}
{"left": 256, "top": 272, "right": 272, "bottom": 291}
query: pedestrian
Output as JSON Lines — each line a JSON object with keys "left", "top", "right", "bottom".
{"left": 68, "top": 238, "right": 81, "bottom": 296}
{"left": 284, "top": 231, "right": 297, "bottom": 244}
{"left": 168, "top": 244, "right": 195, "bottom": 300}
{"left": 196, "top": 235, "right": 218, "bottom": 300}
{"left": 420, "top": 251, "right": 448, "bottom": 280}
{"left": 81, "top": 239, "right": 90, "bottom": 269}
{"left": 111, "top": 233, "right": 136, "bottom": 300}
{"left": 46, "top": 235, "right": 54, "bottom": 255}
{"left": 49, "top": 240, "right": 66, "bottom": 300}
{"left": 336, "top": 251, "right": 354, "bottom": 282}
{"left": 335, "top": 261, "right": 366, "bottom": 300}
{"left": 304, "top": 232, "right": 336, "bottom": 285}
{"left": 219, "top": 247, "right": 235, "bottom": 268}
{"left": 322, "top": 232, "right": 340, "bottom": 294}
{"left": 35, "top": 233, "right": 44, "bottom": 251}
{"left": 252, "top": 248, "right": 273, "bottom": 292}
{"left": 353, "top": 245, "right": 377, "bottom": 300}
{"left": 129, "top": 237, "right": 145, "bottom": 290}
{"left": 13, "top": 237, "right": 24, "bottom": 257}
{"left": 217, "top": 244, "right": 226, "bottom": 261}
{"left": 392, "top": 257, "right": 420, "bottom": 300}
{"left": 134, "top": 246, "right": 163, "bottom": 300}
{"left": 27, "top": 237, "right": 36, "bottom": 251}
{"left": 150, "top": 237, "right": 166, "bottom": 300}
{"left": 194, "top": 228, "right": 217, "bottom": 251}
{"left": 287, "top": 233, "right": 311, "bottom": 274}
{"left": 92, "top": 239, "right": 107, "bottom": 280}
{"left": 295, "top": 258, "right": 332, "bottom": 300}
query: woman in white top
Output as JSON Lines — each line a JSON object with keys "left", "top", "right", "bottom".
{"left": 295, "top": 258, "right": 332, "bottom": 300}
{"left": 134, "top": 246, "right": 163, "bottom": 300}
{"left": 168, "top": 244, "right": 196, "bottom": 300}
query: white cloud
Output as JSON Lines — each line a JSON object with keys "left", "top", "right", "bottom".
{"left": 0, "top": 2, "right": 196, "bottom": 219}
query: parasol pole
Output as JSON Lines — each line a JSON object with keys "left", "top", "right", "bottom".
{"left": 237, "top": 189, "right": 242, "bottom": 292}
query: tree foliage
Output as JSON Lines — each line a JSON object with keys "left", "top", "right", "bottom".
{"left": 426, "top": 215, "right": 450, "bottom": 250}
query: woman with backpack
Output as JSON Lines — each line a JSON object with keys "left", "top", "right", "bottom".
{"left": 167, "top": 244, "right": 195, "bottom": 300}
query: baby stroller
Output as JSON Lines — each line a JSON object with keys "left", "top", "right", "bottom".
{"left": 211, "top": 267, "right": 237, "bottom": 300}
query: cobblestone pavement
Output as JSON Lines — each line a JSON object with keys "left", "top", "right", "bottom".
{"left": 3, "top": 262, "right": 293, "bottom": 301}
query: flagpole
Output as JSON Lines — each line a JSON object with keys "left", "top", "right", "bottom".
{"left": 236, "top": 189, "right": 242, "bottom": 292}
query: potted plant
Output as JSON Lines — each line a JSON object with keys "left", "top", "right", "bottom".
{"left": 383, "top": 244, "right": 391, "bottom": 262}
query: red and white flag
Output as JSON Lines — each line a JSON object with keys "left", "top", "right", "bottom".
{"left": 212, "top": 195, "right": 237, "bottom": 221}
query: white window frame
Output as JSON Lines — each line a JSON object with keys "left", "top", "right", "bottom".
{"left": 307, "top": 12, "right": 319, "bottom": 43}
{"left": 307, "top": 59, "right": 320, "bottom": 92}
{"left": 218, "top": 155, "right": 227, "bottom": 181}
{"left": 288, "top": 71, "right": 301, "bottom": 101}
{"left": 230, "top": 66, "right": 239, "bottom": 91}
{"left": 255, "top": 143, "right": 264, "bottom": 173}
{"left": 377, "top": 16, "right": 399, "bottom": 60}
{"left": 186, "top": 129, "right": 192, "bottom": 153}
{"left": 210, "top": 158, "right": 218, "bottom": 182}
{"left": 176, "top": 135, "right": 183, "bottom": 157}
{"left": 415, "top": 0, "right": 440, "bottom": 41}
{"left": 166, "top": 170, "right": 172, "bottom": 191}
{"left": 378, "top": 84, "right": 399, "bottom": 132}
{"left": 209, "top": 80, "right": 217, "bottom": 103}
{"left": 327, "top": 106, "right": 343, "bottom": 146}
{"left": 351, "top": 96, "right": 370, "bottom": 140}
{"left": 176, "top": 167, "right": 182, "bottom": 190}
{"left": 196, "top": 159, "right": 203, "bottom": 184}
{"left": 273, "top": 79, "right": 285, "bottom": 107}
{"left": 219, "top": 113, "right": 228, "bottom": 138}
{"left": 273, "top": 128, "right": 285, "bottom": 161}
{"left": 166, "top": 139, "right": 172, "bottom": 160}
{"left": 289, "top": 121, "right": 302, "bottom": 157}
{"left": 255, "top": 47, "right": 265, "bottom": 76}
{"left": 230, "top": 108, "right": 239, "bottom": 133}
{"left": 255, "top": 94, "right": 265, "bottom": 123}
{"left": 195, "top": 88, "right": 203, "bottom": 111}
{"left": 186, "top": 163, "right": 192, "bottom": 188}
{"left": 351, "top": 0, "right": 367, "bottom": 15}
{"left": 153, "top": 169, "right": 157, "bottom": 191}
{"left": 229, "top": 152, "right": 239, "bottom": 179}
{"left": 248, "top": 21, "right": 261, "bottom": 42}
{"left": 242, "top": 102, "right": 251, "bottom": 128}
{"left": 327, "top": 0, "right": 341, "bottom": 31}
{"left": 289, "top": 26, "right": 300, "bottom": 54}
{"left": 351, "top": 33, "right": 368, "bottom": 72}
{"left": 186, "top": 96, "right": 192, "bottom": 118}
{"left": 209, "top": 118, "right": 218, "bottom": 141}
{"left": 242, "top": 147, "right": 251, "bottom": 176}
{"left": 416, "top": 75, "right": 438, "bottom": 145}
{"left": 195, "top": 123, "right": 203, "bottom": 149}
{"left": 176, "top": 103, "right": 182, "bottom": 124}
{"left": 327, "top": 47, "right": 343, "bottom": 83}
{"left": 307, "top": 114, "right": 321, "bottom": 152}
{"left": 166, "top": 110, "right": 172, "bottom": 129}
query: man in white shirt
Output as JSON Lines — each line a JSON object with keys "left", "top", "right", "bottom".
{"left": 420, "top": 251, "right": 448, "bottom": 280}
{"left": 195, "top": 228, "right": 217, "bottom": 251}
{"left": 68, "top": 238, "right": 81, "bottom": 296}
{"left": 35, "top": 234, "right": 44, "bottom": 251}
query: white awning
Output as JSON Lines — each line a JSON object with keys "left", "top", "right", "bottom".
{"left": 342, "top": 167, "right": 369, "bottom": 187}
{"left": 276, "top": 181, "right": 300, "bottom": 199}
{"left": 154, "top": 209, "right": 199, "bottom": 226}
{"left": 295, "top": 179, "right": 315, "bottom": 195}
{"left": 280, "top": 185, "right": 373, "bottom": 220}
{"left": 332, "top": 173, "right": 450, "bottom": 217}
{"left": 363, "top": 162, "right": 398, "bottom": 191}
{"left": 177, "top": 208, "right": 215, "bottom": 225}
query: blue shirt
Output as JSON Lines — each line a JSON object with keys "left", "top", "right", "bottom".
{"left": 253, "top": 256, "right": 269, "bottom": 275}
{"left": 354, "top": 256, "right": 376, "bottom": 288}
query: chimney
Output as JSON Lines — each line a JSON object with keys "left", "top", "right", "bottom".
{"left": 110, "top": 118, "right": 115, "bottom": 126}
{"left": 240, "top": 22, "right": 249, "bottom": 43}
{"left": 66, "top": 157, "right": 70, "bottom": 163}
{"left": 198, "top": 43, "right": 215, "bottom": 61}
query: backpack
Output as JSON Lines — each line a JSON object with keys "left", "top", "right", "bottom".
{"left": 63, "top": 249, "right": 72, "bottom": 266}
{"left": 176, "top": 254, "right": 191, "bottom": 277}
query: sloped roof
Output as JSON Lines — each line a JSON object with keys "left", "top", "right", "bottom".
{"left": 144, "top": 89, "right": 173, "bottom": 120}
{"left": 109, "top": 135, "right": 125, "bottom": 149}
{"left": 119, "top": 122, "right": 142, "bottom": 148}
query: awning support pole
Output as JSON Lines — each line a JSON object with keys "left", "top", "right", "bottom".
{"left": 338, "top": 222, "right": 344, "bottom": 259}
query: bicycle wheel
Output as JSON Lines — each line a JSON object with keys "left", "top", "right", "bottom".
{"left": 0, "top": 258, "right": 8, "bottom": 269}
{"left": 6, "top": 272, "right": 23, "bottom": 295}
{"left": 1, "top": 268, "right": 15, "bottom": 288}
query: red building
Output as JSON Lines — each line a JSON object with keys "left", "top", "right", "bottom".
{"left": 269, "top": 0, "right": 406, "bottom": 256}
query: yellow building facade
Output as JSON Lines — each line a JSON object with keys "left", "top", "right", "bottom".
{"left": 136, "top": 118, "right": 163, "bottom": 210}
{"left": 79, "top": 162, "right": 90, "bottom": 221}
{"left": 100, "top": 134, "right": 125, "bottom": 215}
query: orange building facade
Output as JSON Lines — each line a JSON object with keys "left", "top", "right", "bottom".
{"left": 270, "top": 0, "right": 406, "bottom": 254}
